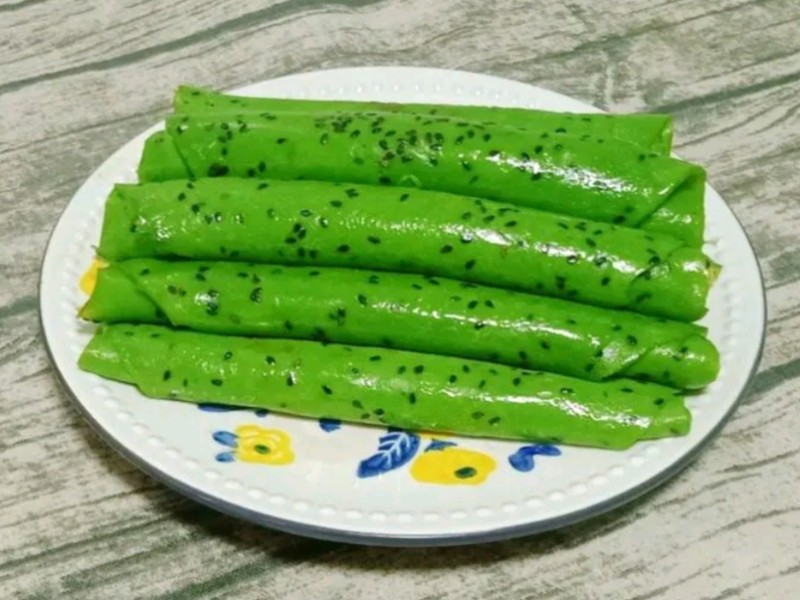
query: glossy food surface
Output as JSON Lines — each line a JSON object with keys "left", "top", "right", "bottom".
{"left": 78, "top": 324, "right": 691, "bottom": 450}
{"left": 81, "top": 260, "right": 719, "bottom": 388}
{"left": 173, "top": 85, "right": 674, "bottom": 154}
{"left": 137, "top": 110, "right": 705, "bottom": 245}
{"left": 97, "top": 178, "right": 715, "bottom": 321}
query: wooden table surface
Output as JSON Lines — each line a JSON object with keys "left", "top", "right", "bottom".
{"left": 2, "top": 0, "right": 799, "bottom": 598}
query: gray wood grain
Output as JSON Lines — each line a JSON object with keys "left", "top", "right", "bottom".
{"left": 1, "top": 0, "right": 799, "bottom": 598}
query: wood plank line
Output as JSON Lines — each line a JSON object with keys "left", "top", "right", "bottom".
{"left": 0, "top": 0, "right": 50, "bottom": 13}
{"left": 0, "top": 0, "right": 384, "bottom": 96}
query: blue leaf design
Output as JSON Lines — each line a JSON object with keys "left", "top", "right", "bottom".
{"left": 508, "top": 444, "right": 562, "bottom": 472}
{"left": 212, "top": 430, "right": 238, "bottom": 448}
{"left": 357, "top": 430, "right": 421, "bottom": 478}
{"left": 426, "top": 439, "right": 457, "bottom": 452}
{"left": 319, "top": 418, "right": 342, "bottom": 432}
{"left": 198, "top": 403, "right": 267, "bottom": 417}
{"left": 215, "top": 451, "right": 236, "bottom": 463}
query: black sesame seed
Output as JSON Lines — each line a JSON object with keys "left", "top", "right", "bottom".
{"left": 208, "top": 163, "right": 229, "bottom": 177}
{"left": 162, "top": 370, "right": 171, "bottom": 381}
{"left": 322, "top": 385, "right": 333, "bottom": 395}
{"left": 408, "top": 393, "right": 417, "bottom": 404}
{"left": 211, "top": 379, "right": 223, "bottom": 387}
{"left": 413, "top": 365, "right": 424, "bottom": 374}
{"left": 337, "top": 244, "right": 350, "bottom": 253}
{"left": 464, "top": 259, "right": 476, "bottom": 270}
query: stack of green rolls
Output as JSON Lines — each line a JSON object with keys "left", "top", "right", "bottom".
{"left": 78, "top": 85, "right": 720, "bottom": 450}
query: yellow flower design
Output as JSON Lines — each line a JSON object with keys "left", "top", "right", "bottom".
{"left": 410, "top": 446, "right": 496, "bottom": 485}
{"left": 234, "top": 425, "right": 295, "bottom": 465}
{"left": 79, "top": 259, "right": 107, "bottom": 295}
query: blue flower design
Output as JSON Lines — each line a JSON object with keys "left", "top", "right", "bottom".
{"left": 215, "top": 451, "right": 236, "bottom": 463}
{"left": 357, "top": 428, "right": 421, "bottom": 478}
{"left": 213, "top": 430, "right": 238, "bottom": 447}
{"left": 508, "top": 444, "right": 562, "bottom": 472}
{"left": 318, "top": 418, "right": 342, "bottom": 432}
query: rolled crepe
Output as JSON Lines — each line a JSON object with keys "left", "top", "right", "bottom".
{"left": 96, "top": 178, "right": 717, "bottom": 322}
{"left": 173, "top": 85, "right": 674, "bottom": 154}
{"left": 80, "top": 259, "right": 719, "bottom": 389}
{"left": 137, "top": 110, "right": 705, "bottom": 245}
{"left": 79, "top": 323, "right": 691, "bottom": 450}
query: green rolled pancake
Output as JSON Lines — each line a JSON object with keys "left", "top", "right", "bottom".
{"left": 173, "top": 85, "right": 674, "bottom": 155}
{"left": 81, "top": 260, "right": 719, "bottom": 389}
{"left": 97, "top": 178, "right": 717, "bottom": 322}
{"left": 137, "top": 110, "right": 705, "bottom": 245}
{"left": 79, "top": 323, "right": 691, "bottom": 450}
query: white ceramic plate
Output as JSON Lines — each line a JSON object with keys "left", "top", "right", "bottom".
{"left": 40, "top": 67, "right": 765, "bottom": 546}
